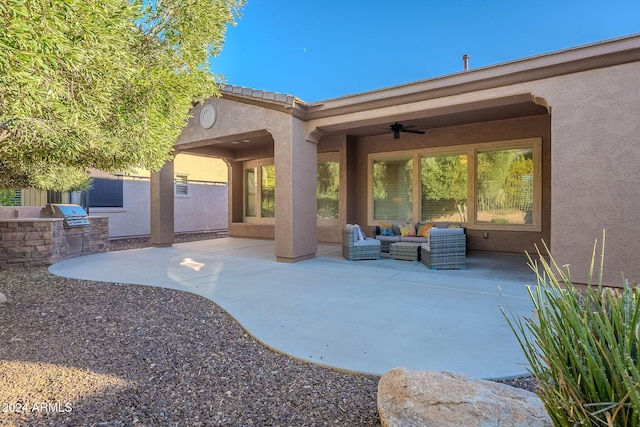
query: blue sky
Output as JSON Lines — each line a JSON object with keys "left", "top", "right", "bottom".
{"left": 210, "top": 0, "right": 640, "bottom": 102}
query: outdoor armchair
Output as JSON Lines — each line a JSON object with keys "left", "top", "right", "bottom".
{"left": 420, "top": 227, "right": 466, "bottom": 270}
{"left": 342, "top": 224, "right": 381, "bottom": 261}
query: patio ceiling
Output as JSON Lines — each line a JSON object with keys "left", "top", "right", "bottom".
{"left": 311, "top": 93, "right": 551, "bottom": 138}
{"left": 176, "top": 129, "right": 274, "bottom": 160}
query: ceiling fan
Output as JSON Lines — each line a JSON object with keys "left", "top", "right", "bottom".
{"left": 389, "top": 122, "right": 425, "bottom": 139}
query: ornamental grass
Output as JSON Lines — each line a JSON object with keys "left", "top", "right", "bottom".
{"left": 502, "top": 231, "right": 640, "bottom": 426}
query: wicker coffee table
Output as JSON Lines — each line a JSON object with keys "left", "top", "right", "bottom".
{"left": 389, "top": 242, "right": 421, "bottom": 261}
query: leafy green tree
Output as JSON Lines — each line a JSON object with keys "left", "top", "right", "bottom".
{"left": 421, "top": 154, "right": 468, "bottom": 222}
{"left": 477, "top": 149, "right": 533, "bottom": 216}
{"left": 0, "top": 0, "right": 244, "bottom": 191}
{"left": 317, "top": 160, "right": 339, "bottom": 219}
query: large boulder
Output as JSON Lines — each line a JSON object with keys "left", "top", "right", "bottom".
{"left": 0, "top": 292, "right": 6, "bottom": 304}
{"left": 377, "top": 368, "right": 551, "bottom": 427}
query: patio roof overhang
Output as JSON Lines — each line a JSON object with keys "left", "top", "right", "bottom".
{"left": 307, "top": 93, "right": 550, "bottom": 139}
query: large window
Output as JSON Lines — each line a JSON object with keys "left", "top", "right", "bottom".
{"left": 317, "top": 154, "right": 340, "bottom": 223}
{"left": 372, "top": 157, "right": 413, "bottom": 221}
{"left": 245, "top": 168, "right": 257, "bottom": 217}
{"left": 243, "top": 156, "right": 344, "bottom": 225}
{"left": 89, "top": 177, "right": 123, "bottom": 208}
{"left": 260, "top": 165, "right": 275, "bottom": 218}
{"left": 368, "top": 138, "right": 541, "bottom": 231}
{"left": 244, "top": 159, "right": 275, "bottom": 221}
{"left": 421, "top": 154, "right": 468, "bottom": 223}
{"left": 476, "top": 147, "right": 534, "bottom": 225}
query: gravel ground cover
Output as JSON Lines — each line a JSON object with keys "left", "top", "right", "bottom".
{"left": 0, "top": 233, "right": 537, "bottom": 426}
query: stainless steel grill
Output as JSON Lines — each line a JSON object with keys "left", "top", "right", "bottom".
{"left": 40, "top": 204, "right": 90, "bottom": 228}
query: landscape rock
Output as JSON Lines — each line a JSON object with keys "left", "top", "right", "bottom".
{"left": 377, "top": 368, "right": 551, "bottom": 427}
{"left": 0, "top": 292, "right": 6, "bottom": 304}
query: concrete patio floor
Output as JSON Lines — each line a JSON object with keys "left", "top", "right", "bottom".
{"left": 49, "top": 237, "right": 538, "bottom": 379}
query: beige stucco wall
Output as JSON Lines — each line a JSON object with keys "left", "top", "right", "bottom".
{"left": 127, "top": 153, "right": 228, "bottom": 183}
{"left": 174, "top": 154, "right": 228, "bottom": 182}
{"left": 274, "top": 117, "right": 317, "bottom": 261}
{"left": 530, "top": 62, "right": 640, "bottom": 285}
{"left": 177, "top": 98, "right": 287, "bottom": 149}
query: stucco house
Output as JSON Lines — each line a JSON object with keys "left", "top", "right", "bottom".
{"left": 147, "top": 34, "right": 639, "bottom": 285}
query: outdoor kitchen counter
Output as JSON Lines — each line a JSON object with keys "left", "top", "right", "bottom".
{"left": 0, "top": 216, "right": 109, "bottom": 269}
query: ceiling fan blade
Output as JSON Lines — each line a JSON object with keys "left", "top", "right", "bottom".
{"left": 388, "top": 122, "right": 424, "bottom": 139}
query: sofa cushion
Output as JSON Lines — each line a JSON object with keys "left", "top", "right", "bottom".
{"left": 399, "top": 223, "right": 417, "bottom": 237}
{"left": 379, "top": 222, "right": 395, "bottom": 236}
{"left": 417, "top": 222, "right": 434, "bottom": 237}
{"left": 376, "top": 235, "right": 401, "bottom": 243}
{"left": 430, "top": 227, "right": 464, "bottom": 236}
{"left": 353, "top": 224, "right": 366, "bottom": 241}
{"left": 354, "top": 238, "right": 381, "bottom": 247}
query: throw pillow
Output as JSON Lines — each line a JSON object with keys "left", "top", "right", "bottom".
{"left": 417, "top": 222, "right": 434, "bottom": 237}
{"left": 399, "top": 223, "right": 417, "bottom": 237}
{"left": 379, "top": 222, "right": 394, "bottom": 236}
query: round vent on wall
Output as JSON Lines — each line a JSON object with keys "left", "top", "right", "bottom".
{"left": 199, "top": 104, "right": 217, "bottom": 129}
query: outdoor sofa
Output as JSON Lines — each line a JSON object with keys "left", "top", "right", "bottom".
{"left": 373, "top": 222, "right": 463, "bottom": 252}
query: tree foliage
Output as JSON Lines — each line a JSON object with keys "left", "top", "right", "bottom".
{"left": 421, "top": 154, "right": 468, "bottom": 222}
{"left": 477, "top": 148, "right": 533, "bottom": 217}
{"left": 0, "top": 0, "right": 244, "bottom": 191}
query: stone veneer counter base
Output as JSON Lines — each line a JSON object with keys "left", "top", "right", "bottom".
{"left": 0, "top": 217, "right": 109, "bottom": 269}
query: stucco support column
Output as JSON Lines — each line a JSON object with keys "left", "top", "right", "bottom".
{"left": 150, "top": 160, "right": 174, "bottom": 247}
{"left": 273, "top": 119, "right": 318, "bottom": 262}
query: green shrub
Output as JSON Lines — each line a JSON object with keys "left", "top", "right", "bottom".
{"left": 502, "top": 231, "right": 640, "bottom": 426}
